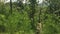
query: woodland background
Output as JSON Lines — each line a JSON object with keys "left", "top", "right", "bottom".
{"left": 0, "top": 0, "right": 60, "bottom": 34}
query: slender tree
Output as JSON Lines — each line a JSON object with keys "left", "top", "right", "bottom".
{"left": 10, "top": 0, "right": 12, "bottom": 14}
{"left": 28, "top": 0, "right": 38, "bottom": 34}
{"left": 36, "top": 7, "right": 42, "bottom": 34}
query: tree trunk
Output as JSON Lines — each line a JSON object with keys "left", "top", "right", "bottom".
{"left": 10, "top": 0, "right": 12, "bottom": 14}
{"left": 36, "top": 8, "right": 42, "bottom": 34}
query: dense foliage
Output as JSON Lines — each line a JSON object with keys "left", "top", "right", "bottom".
{"left": 0, "top": 0, "right": 60, "bottom": 34}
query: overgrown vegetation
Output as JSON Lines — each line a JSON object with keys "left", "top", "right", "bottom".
{"left": 0, "top": 0, "right": 60, "bottom": 34}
